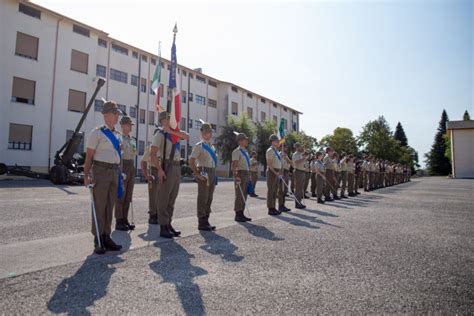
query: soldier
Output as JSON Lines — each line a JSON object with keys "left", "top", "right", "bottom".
{"left": 140, "top": 146, "right": 159, "bottom": 223}
{"left": 281, "top": 144, "right": 292, "bottom": 197}
{"left": 339, "top": 152, "right": 348, "bottom": 198}
{"left": 84, "top": 101, "right": 123, "bottom": 254}
{"left": 249, "top": 151, "right": 259, "bottom": 198}
{"left": 362, "top": 154, "right": 369, "bottom": 192}
{"left": 150, "top": 111, "right": 190, "bottom": 238}
{"left": 310, "top": 155, "right": 317, "bottom": 198}
{"left": 266, "top": 134, "right": 290, "bottom": 215}
{"left": 324, "top": 147, "right": 339, "bottom": 201}
{"left": 354, "top": 158, "right": 362, "bottom": 195}
{"left": 304, "top": 153, "right": 311, "bottom": 199}
{"left": 347, "top": 155, "right": 356, "bottom": 197}
{"left": 292, "top": 143, "right": 307, "bottom": 209}
{"left": 189, "top": 122, "right": 218, "bottom": 231}
{"left": 333, "top": 152, "right": 341, "bottom": 197}
{"left": 232, "top": 133, "right": 252, "bottom": 222}
{"left": 313, "top": 151, "right": 326, "bottom": 204}
{"left": 115, "top": 116, "right": 137, "bottom": 231}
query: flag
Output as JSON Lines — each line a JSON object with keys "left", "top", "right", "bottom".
{"left": 168, "top": 24, "right": 181, "bottom": 144}
{"left": 151, "top": 43, "right": 162, "bottom": 112}
{"left": 278, "top": 118, "right": 286, "bottom": 144}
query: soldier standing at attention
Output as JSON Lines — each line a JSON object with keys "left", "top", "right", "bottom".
{"left": 84, "top": 101, "right": 123, "bottom": 254}
{"left": 232, "top": 133, "right": 252, "bottom": 222}
{"left": 354, "top": 158, "right": 362, "bottom": 195}
{"left": 150, "top": 111, "right": 190, "bottom": 239}
{"left": 189, "top": 122, "right": 218, "bottom": 231}
{"left": 249, "top": 152, "right": 259, "bottom": 198}
{"left": 362, "top": 154, "right": 369, "bottom": 191}
{"left": 314, "top": 151, "right": 326, "bottom": 204}
{"left": 347, "top": 155, "right": 356, "bottom": 197}
{"left": 303, "top": 153, "right": 311, "bottom": 199}
{"left": 292, "top": 143, "right": 307, "bottom": 209}
{"left": 339, "top": 152, "right": 348, "bottom": 199}
{"left": 140, "top": 146, "right": 159, "bottom": 223}
{"left": 115, "top": 116, "right": 137, "bottom": 231}
{"left": 324, "top": 147, "right": 339, "bottom": 201}
{"left": 281, "top": 144, "right": 292, "bottom": 197}
{"left": 266, "top": 135, "right": 290, "bottom": 215}
{"left": 310, "top": 156, "right": 317, "bottom": 198}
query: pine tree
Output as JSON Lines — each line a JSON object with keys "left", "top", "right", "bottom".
{"left": 463, "top": 110, "right": 471, "bottom": 121}
{"left": 425, "top": 110, "right": 451, "bottom": 175}
{"left": 394, "top": 122, "right": 408, "bottom": 147}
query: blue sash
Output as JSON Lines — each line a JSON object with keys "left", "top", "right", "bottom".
{"left": 160, "top": 130, "right": 181, "bottom": 151}
{"left": 202, "top": 143, "right": 217, "bottom": 166}
{"left": 239, "top": 148, "right": 250, "bottom": 169}
{"left": 273, "top": 148, "right": 281, "bottom": 161}
{"left": 100, "top": 128, "right": 123, "bottom": 199}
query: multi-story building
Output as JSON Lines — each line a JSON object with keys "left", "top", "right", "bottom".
{"left": 0, "top": 0, "right": 301, "bottom": 176}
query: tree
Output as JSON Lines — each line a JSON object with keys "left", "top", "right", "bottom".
{"left": 358, "top": 116, "right": 401, "bottom": 161}
{"left": 394, "top": 122, "right": 408, "bottom": 147}
{"left": 255, "top": 120, "right": 277, "bottom": 171}
{"left": 285, "top": 130, "right": 318, "bottom": 155}
{"left": 216, "top": 114, "right": 255, "bottom": 167}
{"left": 318, "top": 127, "right": 358, "bottom": 154}
{"left": 463, "top": 110, "right": 471, "bottom": 121}
{"left": 425, "top": 110, "right": 451, "bottom": 175}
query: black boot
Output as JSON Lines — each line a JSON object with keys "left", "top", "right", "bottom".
{"left": 115, "top": 219, "right": 129, "bottom": 231}
{"left": 160, "top": 225, "right": 174, "bottom": 238}
{"left": 94, "top": 236, "right": 106, "bottom": 255}
{"left": 279, "top": 205, "right": 291, "bottom": 212}
{"left": 325, "top": 196, "right": 333, "bottom": 202}
{"left": 148, "top": 214, "right": 158, "bottom": 225}
{"left": 103, "top": 234, "right": 122, "bottom": 251}
{"left": 340, "top": 194, "right": 348, "bottom": 199}
{"left": 317, "top": 198, "right": 325, "bottom": 204}
{"left": 125, "top": 219, "right": 135, "bottom": 231}
{"left": 235, "top": 211, "right": 248, "bottom": 222}
{"left": 311, "top": 193, "right": 317, "bottom": 198}
{"left": 198, "top": 217, "right": 212, "bottom": 231}
{"left": 268, "top": 208, "right": 281, "bottom": 216}
{"left": 295, "top": 202, "right": 306, "bottom": 209}
{"left": 169, "top": 223, "right": 181, "bottom": 237}
{"left": 333, "top": 195, "right": 341, "bottom": 200}
{"left": 206, "top": 216, "right": 216, "bottom": 230}
{"left": 348, "top": 192, "right": 355, "bottom": 197}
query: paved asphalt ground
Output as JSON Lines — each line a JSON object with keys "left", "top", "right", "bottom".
{"left": 0, "top": 176, "right": 473, "bottom": 314}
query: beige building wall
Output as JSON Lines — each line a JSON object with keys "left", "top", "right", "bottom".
{"left": 451, "top": 129, "right": 474, "bottom": 178}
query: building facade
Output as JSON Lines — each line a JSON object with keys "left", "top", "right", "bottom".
{"left": 0, "top": 0, "right": 301, "bottom": 176}
{"left": 446, "top": 120, "right": 474, "bottom": 179}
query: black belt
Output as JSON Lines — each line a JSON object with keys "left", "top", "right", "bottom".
{"left": 93, "top": 160, "right": 119, "bottom": 169}
{"left": 164, "top": 160, "right": 181, "bottom": 166}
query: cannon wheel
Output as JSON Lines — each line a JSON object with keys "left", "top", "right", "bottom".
{"left": 49, "top": 165, "right": 68, "bottom": 184}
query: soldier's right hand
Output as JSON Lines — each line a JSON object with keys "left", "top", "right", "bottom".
{"left": 84, "top": 175, "right": 91, "bottom": 187}
{"left": 146, "top": 175, "right": 154, "bottom": 183}
{"left": 158, "top": 169, "right": 166, "bottom": 183}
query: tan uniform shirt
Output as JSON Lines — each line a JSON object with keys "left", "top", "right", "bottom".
{"left": 266, "top": 147, "right": 283, "bottom": 170}
{"left": 141, "top": 146, "right": 151, "bottom": 163}
{"left": 151, "top": 131, "right": 181, "bottom": 162}
{"left": 323, "top": 155, "right": 334, "bottom": 170}
{"left": 232, "top": 147, "right": 250, "bottom": 171}
{"left": 250, "top": 157, "right": 259, "bottom": 172}
{"left": 292, "top": 152, "right": 305, "bottom": 171}
{"left": 347, "top": 161, "right": 355, "bottom": 174}
{"left": 340, "top": 159, "right": 348, "bottom": 172}
{"left": 190, "top": 141, "right": 217, "bottom": 168}
{"left": 87, "top": 126, "right": 121, "bottom": 164}
{"left": 304, "top": 160, "right": 310, "bottom": 172}
{"left": 282, "top": 153, "right": 291, "bottom": 171}
{"left": 121, "top": 135, "right": 137, "bottom": 160}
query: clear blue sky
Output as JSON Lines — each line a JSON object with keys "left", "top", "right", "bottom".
{"left": 37, "top": 0, "right": 473, "bottom": 166}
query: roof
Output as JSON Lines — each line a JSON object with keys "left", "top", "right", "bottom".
{"left": 446, "top": 120, "right": 474, "bottom": 130}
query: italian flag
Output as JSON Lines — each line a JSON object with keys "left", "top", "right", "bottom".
{"left": 278, "top": 118, "right": 286, "bottom": 144}
{"left": 151, "top": 44, "right": 162, "bottom": 112}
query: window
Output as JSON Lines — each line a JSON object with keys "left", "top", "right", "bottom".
{"left": 73, "top": 24, "right": 90, "bottom": 37}
{"left": 195, "top": 95, "right": 206, "bottom": 105}
{"left": 112, "top": 43, "right": 128, "bottom": 56}
{"left": 189, "top": 73, "right": 194, "bottom": 79}
{"left": 118, "top": 104, "right": 127, "bottom": 114}
{"left": 273, "top": 115, "right": 278, "bottom": 123}
{"left": 247, "top": 107, "right": 253, "bottom": 120}
{"left": 11, "top": 77, "right": 35, "bottom": 105}
{"left": 195, "top": 120, "right": 202, "bottom": 129}
{"left": 167, "top": 64, "right": 171, "bottom": 70}
{"left": 15, "top": 32, "right": 38, "bottom": 60}
{"left": 160, "top": 62, "right": 165, "bottom": 68}
{"left": 208, "top": 98, "right": 217, "bottom": 108}
{"left": 129, "top": 106, "right": 137, "bottom": 118}
{"left": 208, "top": 80, "right": 217, "bottom": 88}
{"left": 260, "top": 98, "right": 266, "bottom": 104}
{"left": 231, "top": 86, "right": 238, "bottom": 93}
{"left": 150, "top": 83, "right": 155, "bottom": 95}
{"left": 66, "top": 130, "right": 84, "bottom": 153}
{"left": 94, "top": 99, "right": 104, "bottom": 112}
{"left": 181, "top": 147, "right": 186, "bottom": 159}
{"left": 139, "top": 109, "right": 146, "bottom": 124}
{"left": 181, "top": 90, "right": 187, "bottom": 103}
{"left": 132, "top": 51, "right": 138, "bottom": 59}
{"left": 148, "top": 111, "right": 155, "bottom": 125}
{"left": 231, "top": 102, "right": 238, "bottom": 115}
{"left": 110, "top": 68, "right": 128, "bottom": 84}
{"left": 196, "top": 75, "right": 206, "bottom": 83}
{"left": 141, "top": 55, "right": 147, "bottom": 62}
{"left": 19, "top": 3, "right": 41, "bottom": 19}
{"left": 293, "top": 122, "right": 297, "bottom": 131}
{"left": 131, "top": 75, "right": 138, "bottom": 86}
{"left": 151, "top": 58, "right": 156, "bottom": 65}
{"left": 98, "top": 38, "right": 107, "bottom": 48}
{"left": 273, "top": 102, "right": 277, "bottom": 108}
{"left": 261, "top": 111, "right": 266, "bottom": 122}
{"left": 68, "top": 89, "right": 86, "bottom": 112}
{"left": 188, "top": 119, "right": 193, "bottom": 129}
{"left": 188, "top": 92, "right": 193, "bottom": 102}
{"left": 140, "top": 78, "right": 146, "bottom": 93}
{"left": 247, "top": 93, "right": 253, "bottom": 99}
{"left": 211, "top": 124, "right": 217, "bottom": 132}
{"left": 283, "top": 107, "right": 288, "bottom": 112}
{"left": 180, "top": 118, "right": 186, "bottom": 130}
{"left": 70, "top": 49, "right": 88, "bottom": 74}
{"left": 8, "top": 123, "right": 33, "bottom": 150}
{"left": 96, "top": 64, "right": 106, "bottom": 77}
{"left": 138, "top": 140, "right": 145, "bottom": 155}
{"left": 182, "top": 70, "right": 187, "bottom": 76}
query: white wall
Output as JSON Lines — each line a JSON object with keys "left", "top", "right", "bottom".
{"left": 452, "top": 129, "right": 474, "bottom": 178}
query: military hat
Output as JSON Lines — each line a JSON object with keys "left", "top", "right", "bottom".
{"left": 269, "top": 134, "right": 279, "bottom": 142}
{"left": 102, "top": 101, "right": 121, "bottom": 114}
{"left": 236, "top": 132, "right": 248, "bottom": 141}
{"left": 120, "top": 116, "right": 134, "bottom": 125}
{"left": 158, "top": 111, "right": 170, "bottom": 122}
{"left": 294, "top": 142, "right": 302, "bottom": 148}
{"left": 200, "top": 122, "right": 213, "bottom": 133}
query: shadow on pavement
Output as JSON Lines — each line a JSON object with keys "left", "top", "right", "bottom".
{"left": 138, "top": 224, "right": 160, "bottom": 245}
{"left": 47, "top": 254, "right": 124, "bottom": 315}
{"left": 286, "top": 211, "right": 342, "bottom": 228}
{"left": 302, "top": 208, "right": 339, "bottom": 218}
{"left": 111, "top": 230, "right": 132, "bottom": 251}
{"left": 273, "top": 214, "right": 320, "bottom": 230}
{"left": 150, "top": 240, "right": 207, "bottom": 316}
{"left": 238, "top": 222, "right": 284, "bottom": 241}
{"left": 199, "top": 231, "right": 244, "bottom": 262}
{"left": 374, "top": 181, "right": 418, "bottom": 194}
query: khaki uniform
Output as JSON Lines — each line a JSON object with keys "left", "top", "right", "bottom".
{"left": 347, "top": 161, "right": 355, "bottom": 195}
{"left": 324, "top": 155, "right": 337, "bottom": 198}
{"left": 362, "top": 160, "right": 369, "bottom": 191}
{"left": 339, "top": 159, "right": 348, "bottom": 196}
{"left": 310, "top": 160, "right": 317, "bottom": 195}
{"left": 266, "top": 147, "right": 284, "bottom": 209}
{"left": 368, "top": 161, "right": 376, "bottom": 190}
{"left": 282, "top": 152, "right": 291, "bottom": 196}
{"left": 292, "top": 151, "right": 306, "bottom": 204}
{"left": 250, "top": 157, "right": 259, "bottom": 193}
{"left": 152, "top": 131, "right": 182, "bottom": 226}
{"left": 304, "top": 160, "right": 311, "bottom": 194}
{"left": 190, "top": 141, "right": 217, "bottom": 219}
{"left": 142, "top": 147, "right": 159, "bottom": 216}
{"left": 115, "top": 135, "right": 137, "bottom": 220}
{"left": 232, "top": 146, "right": 250, "bottom": 212}
{"left": 87, "top": 126, "right": 121, "bottom": 237}
{"left": 314, "top": 160, "right": 325, "bottom": 199}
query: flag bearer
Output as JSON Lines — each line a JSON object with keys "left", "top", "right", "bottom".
{"left": 232, "top": 133, "right": 252, "bottom": 222}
